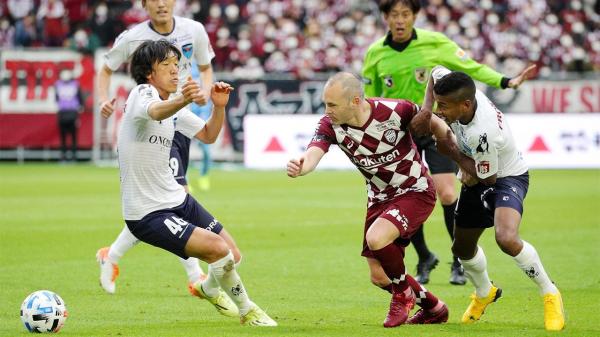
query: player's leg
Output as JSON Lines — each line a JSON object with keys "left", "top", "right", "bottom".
{"left": 491, "top": 174, "right": 563, "bottom": 330}
{"left": 426, "top": 141, "right": 464, "bottom": 285}
{"left": 170, "top": 144, "right": 207, "bottom": 287}
{"left": 177, "top": 195, "right": 275, "bottom": 326}
{"left": 409, "top": 138, "right": 437, "bottom": 283}
{"left": 365, "top": 191, "right": 437, "bottom": 327}
{"left": 453, "top": 183, "right": 501, "bottom": 323}
{"left": 96, "top": 225, "right": 140, "bottom": 294}
{"left": 69, "top": 120, "right": 77, "bottom": 161}
{"left": 197, "top": 141, "right": 211, "bottom": 191}
{"left": 196, "top": 228, "right": 243, "bottom": 299}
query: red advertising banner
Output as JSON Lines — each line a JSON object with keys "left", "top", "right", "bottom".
{"left": 0, "top": 49, "right": 95, "bottom": 148}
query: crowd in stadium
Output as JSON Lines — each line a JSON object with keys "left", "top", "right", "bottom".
{"left": 1, "top": 0, "right": 599, "bottom": 77}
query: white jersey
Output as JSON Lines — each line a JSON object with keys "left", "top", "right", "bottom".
{"left": 118, "top": 84, "right": 205, "bottom": 220}
{"left": 105, "top": 16, "right": 214, "bottom": 90}
{"left": 450, "top": 89, "right": 528, "bottom": 179}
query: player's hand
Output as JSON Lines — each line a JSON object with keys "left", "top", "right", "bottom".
{"left": 459, "top": 169, "right": 478, "bottom": 187}
{"left": 410, "top": 109, "right": 432, "bottom": 136}
{"left": 508, "top": 64, "right": 536, "bottom": 89}
{"left": 287, "top": 157, "right": 305, "bottom": 178}
{"left": 100, "top": 97, "right": 116, "bottom": 119}
{"left": 211, "top": 82, "right": 234, "bottom": 108}
{"left": 181, "top": 76, "right": 204, "bottom": 105}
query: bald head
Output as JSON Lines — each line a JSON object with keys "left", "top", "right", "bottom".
{"left": 324, "top": 72, "right": 364, "bottom": 102}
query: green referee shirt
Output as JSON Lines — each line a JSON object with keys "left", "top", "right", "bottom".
{"left": 362, "top": 28, "right": 509, "bottom": 105}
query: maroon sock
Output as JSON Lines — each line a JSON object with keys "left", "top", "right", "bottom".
{"left": 405, "top": 274, "right": 440, "bottom": 310}
{"left": 371, "top": 243, "right": 408, "bottom": 293}
{"left": 381, "top": 284, "right": 393, "bottom": 294}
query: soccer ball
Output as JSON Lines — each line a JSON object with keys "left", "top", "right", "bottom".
{"left": 20, "top": 290, "right": 68, "bottom": 333}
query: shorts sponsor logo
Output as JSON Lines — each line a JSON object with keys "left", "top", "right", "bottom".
{"left": 386, "top": 208, "right": 408, "bottom": 231}
{"left": 477, "top": 161, "right": 490, "bottom": 174}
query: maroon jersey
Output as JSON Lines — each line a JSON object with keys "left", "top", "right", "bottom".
{"left": 309, "top": 98, "right": 432, "bottom": 206}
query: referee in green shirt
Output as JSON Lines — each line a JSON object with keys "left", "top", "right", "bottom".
{"left": 362, "top": 0, "right": 535, "bottom": 286}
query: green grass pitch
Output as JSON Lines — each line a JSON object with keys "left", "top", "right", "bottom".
{"left": 0, "top": 164, "right": 599, "bottom": 336}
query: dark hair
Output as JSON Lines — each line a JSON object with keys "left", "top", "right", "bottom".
{"left": 433, "top": 71, "right": 476, "bottom": 102}
{"left": 379, "top": 0, "right": 421, "bottom": 15}
{"left": 130, "top": 40, "right": 181, "bottom": 85}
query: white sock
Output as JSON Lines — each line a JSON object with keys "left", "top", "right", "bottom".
{"left": 513, "top": 241, "right": 559, "bottom": 295}
{"left": 178, "top": 257, "right": 205, "bottom": 282}
{"left": 201, "top": 256, "right": 242, "bottom": 297}
{"left": 108, "top": 226, "right": 139, "bottom": 264}
{"left": 460, "top": 246, "right": 492, "bottom": 298}
{"left": 205, "top": 251, "right": 251, "bottom": 315}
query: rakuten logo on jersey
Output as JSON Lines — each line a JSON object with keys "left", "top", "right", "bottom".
{"left": 148, "top": 135, "right": 172, "bottom": 148}
{"left": 351, "top": 149, "right": 400, "bottom": 169}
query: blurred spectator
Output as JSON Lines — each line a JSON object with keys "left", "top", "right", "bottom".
{"left": 1, "top": 0, "right": 598, "bottom": 74}
{"left": 121, "top": 0, "right": 148, "bottom": 28}
{"left": 90, "top": 2, "right": 117, "bottom": 46}
{"left": 66, "top": 25, "right": 101, "bottom": 55}
{"left": 8, "top": 0, "right": 34, "bottom": 24}
{"left": 14, "top": 13, "right": 37, "bottom": 47}
{"left": 55, "top": 69, "right": 83, "bottom": 162}
{"left": 37, "top": 0, "right": 66, "bottom": 47}
{"left": 0, "top": 17, "right": 15, "bottom": 48}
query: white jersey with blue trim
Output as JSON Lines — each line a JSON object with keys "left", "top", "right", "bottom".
{"left": 449, "top": 89, "right": 528, "bottom": 179}
{"left": 117, "top": 84, "right": 205, "bottom": 220}
{"left": 105, "top": 16, "right": 214, "bottom": 91}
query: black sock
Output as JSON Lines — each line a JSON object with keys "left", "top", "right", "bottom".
{"left": 443, "top": 200, "right": 459, "bottom": 263}
{"left": 410, "top": 225, "right": 431, "bottom": 261}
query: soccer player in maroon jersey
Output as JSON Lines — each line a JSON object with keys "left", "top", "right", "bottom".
{"left": 287, "top": 72, "right": 451, "bottom": 327}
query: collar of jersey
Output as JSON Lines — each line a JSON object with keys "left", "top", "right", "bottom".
{"left": 383, "top": 29, "right": 417, "bottom": 52}
{"left": 148, "top": 17, "right": 176, "bottom": 36}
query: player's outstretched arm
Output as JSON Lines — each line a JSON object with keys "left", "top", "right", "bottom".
{"left": 410, "top": 73, "right": 435, "bottom": 136}
{"left": 508, "top": 64, "right": 537, "bottom": 89}
{"left": 195, "top": 81, "right": 233, "bottom": 144}
{"left": 98, "top": 65, "right": 116, "bottom": 119}
{"left": 287, "top": 147, "right": 325, "bottom": 178}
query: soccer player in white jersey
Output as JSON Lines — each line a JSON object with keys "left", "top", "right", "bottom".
{"left": 95, "top": 0, "right": 231, "bottom": 298}
{"left": 116, "top": 40, "right": 276, "bottom": 326}
{"left": 423, "top": 66, "right": 564, "bottom": 331}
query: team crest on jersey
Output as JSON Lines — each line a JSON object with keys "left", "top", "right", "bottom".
{"left": 414, "top": 67, "right": 427, "bottom": 83}
{"left": 477, "top": 161, "right": 490, "bottom": 174}
{"left": 384, "top": 129, "right": 397, "bottom": 143}
{"left": 455, "top": 48, "right": 468, "bottom": 61}
{"left": 182, "top": 43, "right": 193, "bottom": 59}
{"left": 384, "top": 75, "right": 394, "bottom": 87}
{"left": 476, "top": 133, "right": 489, "bottom": 154}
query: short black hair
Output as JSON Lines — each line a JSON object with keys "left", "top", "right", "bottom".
{"left": 433, "top": 71, "right": 476, "bottom": 102}
{"left": 130, "top": 40, "right": 181, "bottom": 85}
{"left": 379, "top": 0, "right": 421, "bottom": 15}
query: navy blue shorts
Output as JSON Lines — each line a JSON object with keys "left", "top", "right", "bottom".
{"left": 125, "top": 195, "right": 224, "bottom": 258}
{"left": 455, "top": 172, "right": 529, "bottom": 228}
{"left": 413, "top": 135, "right": 457, "bottom": 175}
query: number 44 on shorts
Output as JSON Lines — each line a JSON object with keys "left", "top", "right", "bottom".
{"left": 163, "top": 216, "right": 189, "bottom": 236}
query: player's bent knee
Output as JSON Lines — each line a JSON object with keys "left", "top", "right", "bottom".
{"left": 495, "top": 232, "right": 521, "bottom": 256}
{"left": 185, "top": 229, "right": 229, "bottom": 263}
{"left": 365, "top": 232, "right": 386, "bottom": 251}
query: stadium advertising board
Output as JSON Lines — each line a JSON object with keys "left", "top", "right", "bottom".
{"left": 244, "top": 114, "right": 600, "bottom": 169}
{"left": 0, "top": 49, "right": 94, "bottom": 148}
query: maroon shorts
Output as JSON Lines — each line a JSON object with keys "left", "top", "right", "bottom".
{"left": 361, "top": 189, "right": 436, "bottom": 258}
